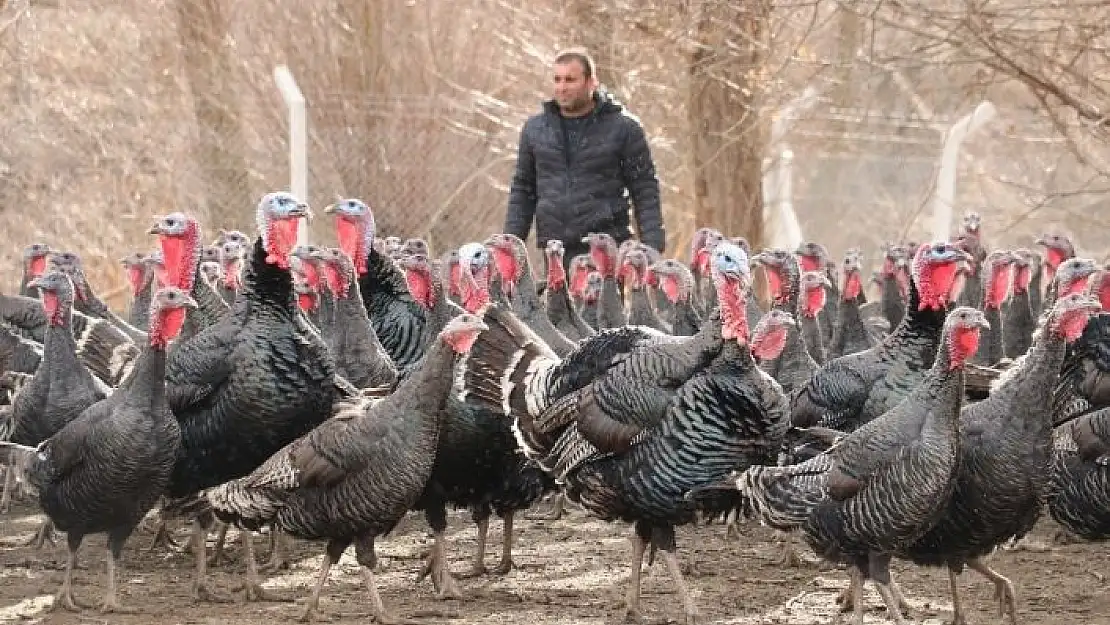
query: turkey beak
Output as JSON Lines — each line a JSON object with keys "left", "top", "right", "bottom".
{"left": 970, "top": 313, "right": 990, "bottom": 331}
{"left": 290, "top": 203, "right": 312, "bottom": 220}
{"left": 323, "top": 204, "right": 337, "bottom": 215}
{"left": 26, "top": 277, "right": 47, "bottom": 291}
{"left": 181, "top": 295, "right": 200, "bottom": 310}
{"left": 147, "top": 222, "right": 162, "bottom": 235}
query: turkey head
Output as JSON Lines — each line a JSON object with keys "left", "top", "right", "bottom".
{"left": 219, "top": 238, "right": 247, "bottom": 293}
{"left": 689, "top": 227, "right": 724, "bottom": 277}
{"left": 982, "top": 250, "right": 1017, "bottom": 310}
{"left": 710, "top": 240, "right": 752, "bottom": 342}
{"left": 27, "top": 271, "right": 76, "bottom": 327}
{"left": 457, "top": 242, "right": 493, "bottom": 314}
{"left": 649, "top": 259, "right": 695, "bottom": 306}
{"left": 148, "top": 212, "right": 202, "bottom": 291}
{"left": 439, "top": 313, "right": 489, "bottom": 354}
{"left": 120, "top": 252, "right": 151, "bottom": 298}
{"left": 326, "top": 198, "right": 375, "bottom": 275}
{"left": 841, "top": 249, "right": 864, "bottom": 301}
{"left": 751, "top": 308, "right": 795, "bottom": 361}
{"left": 1048, "top": 293, "right": 1103, "bottom": 343}
{"left": 582, "top": 232, "right": 620, "bottom": 280}
{"left": 911, "top": 242, "right": 972, "bottom": 311}
{"left": 1035, "top": 233, "right": 1076, "bottom": 284}
{"left": 799, "top": 271, "right": 831, "bottom": 319}
{"left": 881, "top": 243, "right": 911, "bottom": 299}
{"left": 485, "top": 233, "right": 529, "bottom": 299}
{"left": 148, "top": 286, "right": 199, "bottom": 348}
{"left": 568, "top": 254, "right": 596, "bottom": 302}
{"left": 1084, "top": 268, "right": 1110, "bottom": 312}
{"left": 22, "top": 243, "right": 51, "bottom": 285}
{"left": 619, "top": 247, "right": 651, "bottom": 291}
{"left": 795, "top": 241, "right": 830, "bottom": 274}
{"left": 1011, "top": 248, "right": 1038, "bottom": 295}
{"left": 256, "top": 191, "right": 310, "bottom": 270}
{"left": 291, "top": 245, "right": 324, "bottom": 295}
{"left": 751, "top": 247, "right": 799, "bottom": 308}
{"left": 311, "top": 248, "right": 357, "bottom": 302}
{"left": 396, "top": 253, "right": 437, "bottom": 311}
{"left": 1054, "top": 258, "right": 1098, "bottom": 298}
{"left": 943, "top": 307, "right": 990, "bottom": 369}
{"left": 440, "top": 248, "right": 462, "bottom": 302}
{"left": 293, "top": 272, "right": 319, "bottom": 314}
{"left": 544, "top": 239, "right": 567, "bottom": 292}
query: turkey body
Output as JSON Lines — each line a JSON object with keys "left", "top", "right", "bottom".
{"left": 1049, "top": 406, "right": 1110, "bottom": 540}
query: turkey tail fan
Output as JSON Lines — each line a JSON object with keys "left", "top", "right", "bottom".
{"left": 204, "top": 481, "right": 286, "bottom": 532}
{"left": 734, "top": 456, "right": 832, "bottom": 533}
{"left": 159, "top": 492, "right": 213, "bottom": 521}
{"left": 459, "top": 303, "right": 558, "bottom": 419}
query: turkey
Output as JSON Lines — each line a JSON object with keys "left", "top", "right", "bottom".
{"left": 878, "top": 243, "right": 910, "bottom": 331}
{"left": 0, "top": 271, "right": 111, "bottom": 524}
{"left": 828, "top": 248, "right": 878, "bottom": 358}
{"left": 461, "top": 241, "right": 790, "bottom": 623}
{"left": 583, "top": 232, "right": 627, "bottom": 329}
{"left": 790, "top": 242, "right": 969, "bottom": 435}
{"left": 543, "top": 239, "right": 594, "bottom": 341}
{"left": 795, "top": 241, "right": 838, "bottom": 352}
{"left": 972, "top": 249, "right": 1016, "bottom": 366}
{"left": 202, "top": 314, "right": 487, "bottom": 623}
{"left": 0, "top": 287, "right": 192, "bottom": 613}
{"left": 620, "top": 246, "right": 669, "bottom": 332}
{"left": 121, "top": 251, "right": 156, "bottom": 331}
{"left": 1049, "top": 405, "right": 1110, "bottom": 540}
{"left": 311, "top": 247, "right": 397, "bottom": 390}
{"left": 1035, "top": 232, "right": 1076, "bottom": 291}
{"left": 700, "top": 307, "right": 988, "bottom": 625}
{"left": 216, "top": 236, "right": 247, "bottom": 304}
{"left": 486, "top": 233, "right": 577, "bottom": 355}
{"left": 1003, "top": 248, "right": 1039, "bottom": 359}
{"left": 327, "top": 199, "right": 428, "bottom": 373}
{"left": 797, "top": 270, "right": 830, "bottom": 365}
{"left": 162, "top": 193, "right": 346, "bottom": 601}
{"left": 893, "top": 293, "right": 1101, "bottom": 625}
{"left": 46, "top": 251, "right": 147, "bottom": 344}
{"left": 648, "top": 259, "right": 702, "bottom": 336}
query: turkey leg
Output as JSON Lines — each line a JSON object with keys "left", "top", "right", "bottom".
{"left": 619, "top": 534, "right": 647, "bottom": 622}
{"left": 459, "top": 516, "right": 489, "bottom": 577}
{"left": 494, "top": 512, "right": 515, "bottom": 574}
{"left": 207, "top": 521, "right": 230, "bottom": 566}
{"left": 261, "top": 527, "right": 291, "bottom": 572}
{"left": 967, "top": 557, "right": 1017, "bottom": 625}
{"left": 774, "top": 530, "right": 805, "bottom": 568}
{"left": 0, "top": 465, "right": 16, "bottom": 512}
{"left": 99, "top": 533, "right": 137, "bottom": 614}
{"left": 947, "top": 568, "right": 968, "bottom": 625}
{"left": 240, "top": 531, "right": 291, "bottom": 602}
{"left": 50, "top": 533, "right": 86, "bottom": 612}
{"left": 428, "top": 530, "right": 463, "bottom": 599}
{"left": 298, "top": 539, "right": 348, "bottom": 622}
{"left": 190, "top": 520, "right": 232, "bottom": 603}
{"left": 660, "top": 548, "right": 699, "bottom": 625}
{"left": 355, "top": 534, "right": 406, "bottom": 625}
{"left": 24, "top": 518, "right": 56, "bottom": 549}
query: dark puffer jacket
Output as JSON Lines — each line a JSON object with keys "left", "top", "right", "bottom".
{"left": 504, "top": 91, "right": 666, "bottom": 253}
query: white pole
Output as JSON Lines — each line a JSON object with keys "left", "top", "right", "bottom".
{"left": 763, "top": 86, "right": 820, "bottom": 249}
{"left": 273, "top": 65, "right": 308, "bottom": 246}
{"left": 932, "top": 101, "right": 996, "bottom": 242}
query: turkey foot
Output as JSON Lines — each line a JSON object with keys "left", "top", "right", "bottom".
{"left": 191, "top": 524, "right": 234, "bottom": 604}
{"left": 98, "top": 596, "right": 138, "bottom": 614}
{"left": 51, "top": 547, "right": 85, "bottom": 612}
{"left": 968, "top": 557, "right": 1017, "bottom": 625}
{"left": 774, "top": 531, "right": 806, "bottom": 568}
{"left": 1051, "top": 529, "right": 1080, "bottom": 546}
{"left": 238, "top": 532, "right": 293, "bottom": 603}
{"left": 429, "top": 537, "right": 464, "bottom": 600}
{"left": 458, "top": 518, "right": 489, "bottom": 578}
{"left": 1005, "top": 536, "right": 1053, "bottom": 552}
{"left": 525, "top": 493, "right": 566, "bottom": 520}
{"left": 946, "top": 568, "right": 968, "bottom": 625}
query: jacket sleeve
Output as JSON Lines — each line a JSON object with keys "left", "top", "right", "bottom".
{"left": 619, "top": 117, "right": 666, "bottom": 253}
{"left": 504, "top": 122, "right": 537, "bottom": 241}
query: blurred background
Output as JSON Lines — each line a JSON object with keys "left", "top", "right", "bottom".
{"left": 0, "top": 0, "right": 1107, "bottom": 307}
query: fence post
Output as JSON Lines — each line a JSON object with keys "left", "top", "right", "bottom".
{"left": 932, "top": 101, "right": 996, "bottom": 242}
{"left": 273, "top": 65, "right": 308, "bottom": 246}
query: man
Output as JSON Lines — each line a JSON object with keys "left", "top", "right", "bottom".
{"left": 504, "top": 47, "right": 666, "bottom": 273}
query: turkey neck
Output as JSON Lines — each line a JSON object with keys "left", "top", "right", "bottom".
{"left": 881, "top": 274, "right": 905, "bottom": 328}
{"left": 392, "top": 337, "right": 462, "bottom": 414}
{"left": 917, "top": 339, "right": 967, "bottom": 440}
{"left": 238, "top": 237, "right": 295, "bottom": 315}
{"left": 118, "top": 337, "right": 168, "bottom": 411}
{"left": 882, "top": 276, "right": 948, "bottom": 364}
{"left": 505, "top": 254, "right": 544, "bottom": 318}
{"left": 771, "top": 259, "right": 801, "bottom": 315}
{"left": 626, "top": 285, "right": 661, "bottom": 327}
{"left": 598, "top": 273, "right": 625, "bottom": 329}
{"left": 671, "top": 298, "right": 702, "bottom": 336}
{"left": 42, "top": 294, "right": 82, "bottom": 378}
{"left": 1029, "top": 265, "right": 1043, "bottom": 316}
{"left": 129, "top": 273, "right": 155, "bottom": 330}
{"left": 418, "top": 273, "right": 459, "bottom": 351}
{"left": 176, "top": 267, "right": 230, "bottom": 346}
{"left": 800, "top": 313, "right": 826, "bottom": 364}
{"left": 971, "top": 304, "right": 1004, "bottom": 365}
{"left": 759, "top": 320, "right": 814, "bottom": 392}
{"left": 830, "top": 294, "right": 870, "bottom": 355}
{"left": 1003, "top": 288, "right": 1034, "bottom": 358}
{"left": 988, "top": 323, "right": 1068, "bottom": 439}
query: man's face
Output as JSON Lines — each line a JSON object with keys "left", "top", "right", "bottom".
{"left": 552, "top": 60, "right": 593, "bottom": 112}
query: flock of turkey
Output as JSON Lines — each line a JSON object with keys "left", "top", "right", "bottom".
{"left": 0, "top": 195, "right": 1107, "bottom": 625}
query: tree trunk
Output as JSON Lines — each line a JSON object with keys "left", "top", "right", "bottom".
{"left": 175, "top": 0, "right": 252, "bottom": 224}
{"left": 566, "top": 0, "right": 619, "bottom": 94}
{"left": 687, "top": 2, "right": 768, "bottom": 251}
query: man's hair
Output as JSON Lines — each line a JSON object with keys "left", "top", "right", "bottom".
{"left": 553, "top": 47, "right": 596, "bottom": 80}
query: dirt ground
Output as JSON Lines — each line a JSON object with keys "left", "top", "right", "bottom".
{"left": 0, "top": 497, "right": 1106, "bottom": 625}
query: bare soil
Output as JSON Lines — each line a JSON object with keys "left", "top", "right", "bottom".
{"left": 0, "top": 499, "right": 1106, "bottom": 625}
